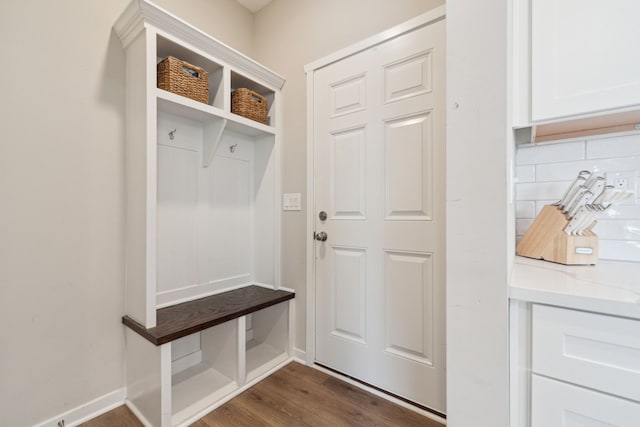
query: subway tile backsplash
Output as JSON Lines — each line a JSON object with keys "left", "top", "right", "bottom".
{"left": 516, "top": 140, "right": 585, "bottom": 165}
{"left": 515, "top": 131, "right": 640, "bottom": 262}
{"left": 586, "top": 133, "right": 640, "bottom": 159}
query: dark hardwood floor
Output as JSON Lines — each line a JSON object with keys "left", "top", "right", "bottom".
{"left": 79, "top": 405, "right": 143, "bottom": 427}
{"left": 80, "top": 362, "right": 444, "bottom": 427}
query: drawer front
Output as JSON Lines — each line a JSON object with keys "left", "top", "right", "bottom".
{"left": 532, "top": 374, "right": 640, "bottom": 427}
{"left": 532, "top": 304, "right": 640, "bottom": 402}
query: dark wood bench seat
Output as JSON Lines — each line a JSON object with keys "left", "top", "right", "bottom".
{"left": 122, "top": 285, "right": 295, "bottom": 345}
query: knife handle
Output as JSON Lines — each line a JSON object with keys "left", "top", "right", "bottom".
{"left": 567, "top": 190, "right": 592, "bottom": 219}
{"left": 563, "top": 185, "right": 586, "bottom": 215}
{"left": 564, "top": 212, "right": 582, "bottom": 235}
{"left": 586, "top": 178, "right": 605, "bottom": 204}
{"left": 559, "top": 175, "right": 588, "bottom": 209}
{"left": 593, "top": 185, "right": 614, "bottom": 204}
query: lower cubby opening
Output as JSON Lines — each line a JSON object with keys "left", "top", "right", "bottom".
{"left": 245, "top": 302, "right": 289, "bottom": 382}
{"left": 171, "top": 320, "right": 238, "bottom": 425}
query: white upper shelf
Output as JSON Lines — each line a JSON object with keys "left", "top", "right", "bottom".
{"left": 114, "top": 0, "right": 285, "bottom": 91}
{"left": 157, "top": 89, "right": 275, "bottom": 137}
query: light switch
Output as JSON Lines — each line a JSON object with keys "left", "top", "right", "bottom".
{"left": 283, "top": 193, "right": 301, "bottom": 211}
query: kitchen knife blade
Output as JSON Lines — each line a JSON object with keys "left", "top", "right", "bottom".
{"left": 608, "top": 189, "right": 635, "bottom": 205}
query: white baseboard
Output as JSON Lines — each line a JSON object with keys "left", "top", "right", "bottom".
{"left": 292, "top": 347, "right": 306, "bottom": 363}
{"left": 34, "top": 387, "right": 126, "bottom": 427}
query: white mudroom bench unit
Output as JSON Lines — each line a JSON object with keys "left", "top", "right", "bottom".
{"left": 114, "top": 1, "right": 293, "bottom": 426}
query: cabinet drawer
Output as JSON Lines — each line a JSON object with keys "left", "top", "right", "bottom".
{"left": 532, "top": 374, "right": 640, "bottom": 427}
{"left": 532, "top": 304, "right": 640, "bottom": 402}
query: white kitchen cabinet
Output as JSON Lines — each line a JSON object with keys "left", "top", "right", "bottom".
{"left": 531, "top": 375, "right": 640, "bottom": 427}
{"left": 509, "top": 257, "right": 640, "bottom": 427}
{"left": 532, "top": 304, "right": 640, "bottom": 403}
{"left": 515, "top": 0, "right": 640, "bottom": 125}
{"left": 511, "top": 302, "right": 640, "bottom": 427}
{"left": 114, "top": 1, "right": 293, "bottom": 425}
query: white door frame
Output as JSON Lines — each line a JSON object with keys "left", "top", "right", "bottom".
{"left": 304, "top": 6, "right": 447, "bottom": 365}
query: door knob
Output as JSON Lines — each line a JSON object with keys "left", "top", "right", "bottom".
{"left": 315, "top": 231, "right": 328, "bottom": 242}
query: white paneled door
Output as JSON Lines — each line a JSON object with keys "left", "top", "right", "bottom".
{"left": 312, "top": 18, "right": 446, "bottom": 413}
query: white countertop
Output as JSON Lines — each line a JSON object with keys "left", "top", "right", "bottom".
{"left": 509, "top": 256, "right": 640, "bottom": 319}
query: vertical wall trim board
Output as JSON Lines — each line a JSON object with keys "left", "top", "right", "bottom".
{"left": 446, "top": 0, "right": 511, "bottom": 425}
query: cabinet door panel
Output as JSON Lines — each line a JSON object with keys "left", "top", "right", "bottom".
{"left": 532, "top": 375, "right": 640, "bottom": 427}
{"left": 532, "top": 0, "right": 640, "bottom": 121}
{"left": 532, "top": 304, "right": 640, "bottom": 402}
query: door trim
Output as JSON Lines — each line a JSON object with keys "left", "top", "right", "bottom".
{"left": 304, "top": 5, "right": 447, "bottom": 365}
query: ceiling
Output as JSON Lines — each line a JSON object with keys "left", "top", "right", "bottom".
{"left": 235, "top": 0, "right": 272, "bottom": 13}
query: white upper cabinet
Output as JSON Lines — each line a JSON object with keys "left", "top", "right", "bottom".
{"left": 519, "top": 0, "right": 640, "bottom": 124}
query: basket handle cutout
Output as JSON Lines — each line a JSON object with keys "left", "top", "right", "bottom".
{"left": 182, "top": 65, "right": 199, "bottom": 78}
{"left": 251, "top": 94, "right": 263, "bottom": 103}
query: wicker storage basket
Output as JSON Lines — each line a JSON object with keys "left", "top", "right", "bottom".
{"left": 232, "top": 88, "right": 268, "bottom": 124}
{"left": 157, "top": 56, "right": 209, "bottom": 104}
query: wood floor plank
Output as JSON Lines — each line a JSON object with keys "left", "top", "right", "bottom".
{"left": 78, "top": 405, "right": 143, "bottom": 427}
{"left": 202, "top": 363, "right": 442, "bottom": 427}
{"left": 80, "top": 362, "right": 444, "bottom": 427}
{"left": 281, "top": 359, "right": 332, "bottom": 385}
{"left": 196, "top": 403, "right": 267, "bottom": 427}
{"left": 240, "top": 370, "right": 342, "bottom": 426}
{"left": 295, "top": 368, "right": 430, "bottom": 427}
{"left": 258, "top": 366, "right": 377, "bottom": 426}
{"left": 320, "top": 375, "right": 442, "bottom": 427}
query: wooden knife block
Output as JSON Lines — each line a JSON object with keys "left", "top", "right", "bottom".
{"left": 516, "top": 205, "right": 598, "bottom": 265}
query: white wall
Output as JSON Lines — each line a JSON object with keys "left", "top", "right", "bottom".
{"left": 251, "top": 0, "right": 444, "bottom": 354}
{"left": 446, "top": 0, "right": 512, "bottom": 425}
{"left": 0, "top": 1, "right": 252, "bottom": 425}
{"left": 153, "top": 0, "right": 254, "bottom": 55}
{"left": 515, "top": 132, "right": 640, "bottom": 262}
